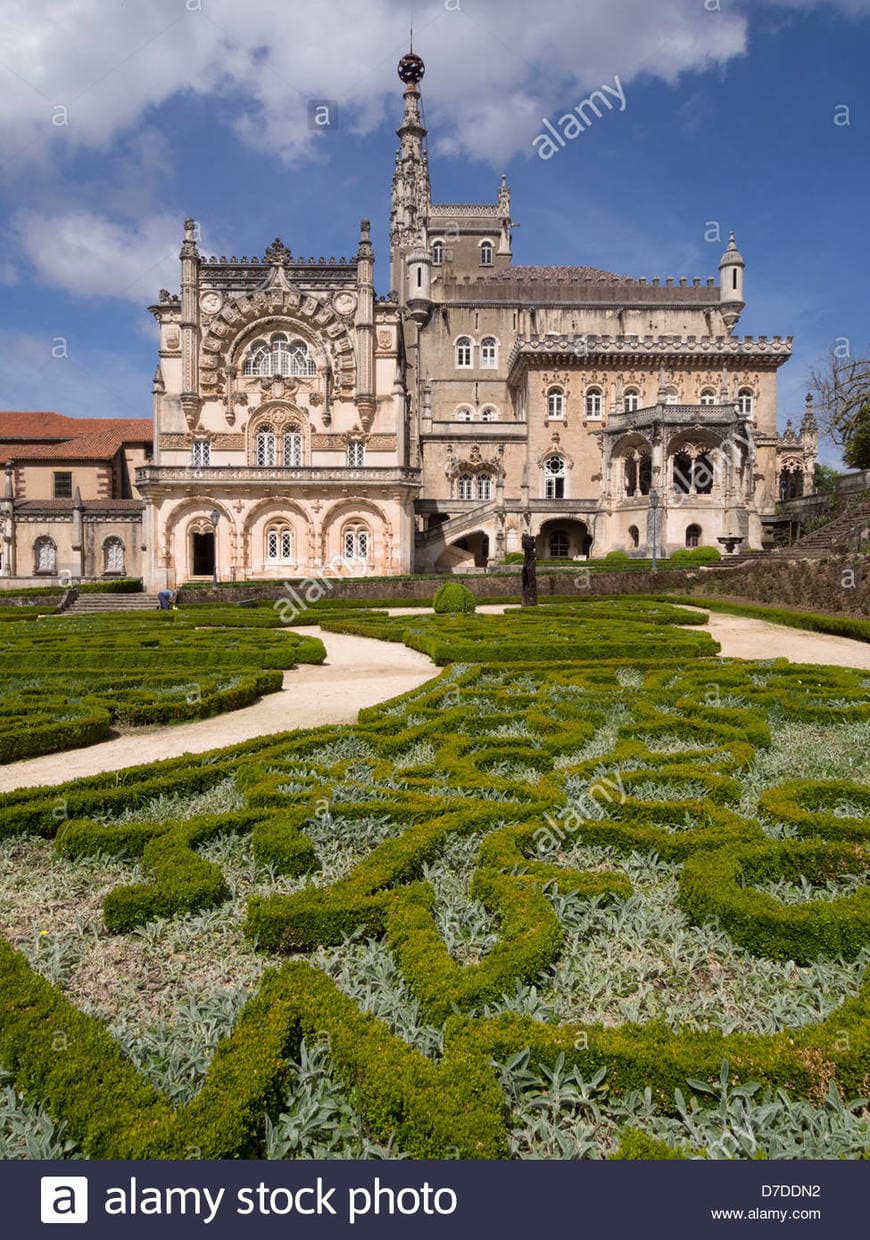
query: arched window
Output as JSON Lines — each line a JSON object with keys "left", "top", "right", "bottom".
{"left": 673, "top": 451, "right": 692, "bottom": 494}
{"left": 585, "top": 387, "right": 603, "bottom": 418}
{"left": 103, "top": 536, "right": 125, "bottom": 575}
{"left": 628, "top": 525, "right": 640, "bottom": 549}
{"left": 346, "top": 440, "right": 365, "bottom": 467}
{"left": 343, "top": 522, "right": 370, "bottom": 562}
{"left": 255, "top": 425, "right": 276, "bottom": 466}
{"left": 686, "top": 524, "right": 702, "bottom": 548}
{"left": 544, "top": 455, "right": 566, "bottom": 499}
{"left": 282, "top": 426, "right": 302, "bottom": 466}
{"left": 431, "top": 240, "right": 443, "bottom": 265}
{"left": 480, "top": 337, "right": 497, "bottom": 368}
{"left": 479, "top": 240, "right": 494, "bottom": 266}
{"left": 699, "top": 389, "right": 716, "bottom": 406}
{"left": 549, "top": 530, "right": 569, "bottom": 558}
{"left": 476, "top": 474, "right": 492, "bottom": 501}
{"left": 480, "top": 406, "right": 498, "bottom": 422}
{"left": 33, "top": 536, "right": 56, "bottom": 574}
{"left": 693, "top": 452, "right": 715, "bottom": 494}
{"left": 456, "top": 406, "right": 473, "bottom": 422}
{"left": 457, "top": 473, "right": 474, "bottom": 500}
{"left": 265, "top": 525, "right": 293, "bottom": 563}
{"left": 624, "top": 388, "right": 640, "bottom": 413}
{"left": 547, "top": 386, "right": 565, "bottom": 419}
{"left": 455, "top": 336, "right": 473, "bottom": 368}
{"left": 663, "top": 387, "right": 679, "bottom": 405}
{"left": 737, "top": 388, "right": 754, "bottom": 416}
{"left": 244, "top": 334, "right": 316, "bottom": 377}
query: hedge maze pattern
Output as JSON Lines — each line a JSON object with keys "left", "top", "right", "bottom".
{"left": 0, "top": 603, "right": 868, "bottom": 1159}
{"left": 0, "top": 611, "right": 325, "bottom": 764}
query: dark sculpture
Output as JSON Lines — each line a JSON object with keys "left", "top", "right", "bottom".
{"left": 521, "top": 533, "right": 538, "bottom": 607}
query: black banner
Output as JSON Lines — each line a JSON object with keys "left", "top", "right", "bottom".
{"left": 8, "top": 1159, "right": 862, "bottom": 1238}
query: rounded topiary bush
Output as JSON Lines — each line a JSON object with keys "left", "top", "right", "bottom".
{"left": 604, "top": 550, "right": 631, "bottom": 563}
{"left": 433, "top": 582, "right": 477, "bottom": 614}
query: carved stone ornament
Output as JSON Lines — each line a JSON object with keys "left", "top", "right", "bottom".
{"left": 200, "top": 291, "right": 223, "bottom": 315}
{"left": 264, "top": 237, "right": 291, "bottom": 265}
{"left": 260, "top": 375, "right": 299, "bottom": 400}
{"left": 332, "top": 291, "right": 358, "bottom": 317}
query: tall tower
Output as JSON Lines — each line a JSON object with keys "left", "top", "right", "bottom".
{"left": 389, "top": 46, "right": 431, "bottom": 299}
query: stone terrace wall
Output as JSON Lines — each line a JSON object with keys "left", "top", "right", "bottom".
{"left": 691, "top": 556, "right": 869, "bottom": 616}
{"left": 178, "top": 568, "right": 699, "bottom": 606}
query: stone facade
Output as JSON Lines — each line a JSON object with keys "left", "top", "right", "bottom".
{"left": 390, "top": 51, "right": 816, "bottom": 570}
{"left": 2, "top": 49, "right": 817, "bottom": 589}
{"left": 0, "top": 414, "right": 150, "bottom": 584}
{"left": 136, "top": 47, "right": 812, "bottom": 586}
{"left": 137, "top": 220, "right": 418, "bottom": 588}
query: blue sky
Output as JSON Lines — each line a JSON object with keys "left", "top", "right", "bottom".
{"left": 0, "top": 0, "right": 867, "bottom": 464}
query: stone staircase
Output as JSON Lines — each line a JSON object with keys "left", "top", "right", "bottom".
{"left": 773, "top": 501, "right": 870, "bottom": 558}
{"left": 65, "top": 592, "right": 160, "bottom": 614}
{"left": 415, "top": 501, "right": 500, "bottom": 550}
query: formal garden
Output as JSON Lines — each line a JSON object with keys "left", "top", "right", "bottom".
{"left": 0, "top": 595, "right": 868, "bottom": 1159}
{"left": 0, "top": 609, "right": 325, "bottom": 764}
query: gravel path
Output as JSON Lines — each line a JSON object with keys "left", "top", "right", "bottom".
{"left": 683, "top": 607, "right": 870, "bottom": 671}
{"left": 0, "top": 627, "right": 435, "bottom": 793}
{"left": 1, "top": 608, "right": 868, "bottom": 793}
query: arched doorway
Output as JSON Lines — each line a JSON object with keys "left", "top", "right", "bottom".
{"left": 537, "top": 518, "right": 592, "bottom": 560}
{"left": 191, "top": 530, "right": 215, "bottom": 577}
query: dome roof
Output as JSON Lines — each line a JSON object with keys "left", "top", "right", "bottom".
{"left": 398, "top": 51, "right": 425, "bottom": 84}
{"left": 720, "top": 232, "right": 745, "bottom": 267}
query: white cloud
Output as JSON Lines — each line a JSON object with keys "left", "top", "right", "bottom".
{"left": 8, "top": 208, "right": 232, "bottom": 303}
{"left": 0, "top": 0, "right": 847, "bottom": 173}
{"left": 10, "top": 210, "right": 181, "bottom": 302}
{"left": 0, "top": 0, "right": 864, "bottom": 168}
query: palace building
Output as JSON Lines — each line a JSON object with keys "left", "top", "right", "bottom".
{"left": 0, "top": 49, "right": 817, "bottom": 587}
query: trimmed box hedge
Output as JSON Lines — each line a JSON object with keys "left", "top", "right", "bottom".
{"left": 0, "top": 618, "right": 868, "bottom": 1159}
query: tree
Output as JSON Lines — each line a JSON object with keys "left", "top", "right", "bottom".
{"left": 813, "top": 462, "right": 840, "bottom": 494}
{"left": 807, "top": 345, "right": 870, "bottom": 461}
{"left": 842, "top": 399, "right": 870, "bottom": 470}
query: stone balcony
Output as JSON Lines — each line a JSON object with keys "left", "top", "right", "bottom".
{"left": 135, "top": 465, "right": 422, "bottom": 488}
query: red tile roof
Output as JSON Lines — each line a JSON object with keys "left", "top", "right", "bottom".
{"left": 0, "top": 412, "right": 152, "bottom": 462}
{"left": 15, "top": 499, "right": 145, "bottom": 512}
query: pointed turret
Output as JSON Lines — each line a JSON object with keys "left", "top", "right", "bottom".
{"left": 800, "top": 393, "right": 818, "bottom": 453}
{"left": 355, "top": 219, "right": 376, "bottom": 427}
{"left": 179, "top": 217, "right": 202, "bottom": 429}
{"left": 719, "top": 231, "right": 745, "bottom": 331}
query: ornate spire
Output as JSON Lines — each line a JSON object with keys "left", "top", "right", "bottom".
{"left": 390, "top": 43, "right": 431, "bottom": 259}
{"left": 801, "top": 392, "right": 818, "bottom": 431}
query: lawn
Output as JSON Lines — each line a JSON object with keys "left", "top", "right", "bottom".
{"left": 0, "top": 602, "right": 867, "bottom": 1160}
{"left": 0, "top": 609, "right": 325, "bottom": 764}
